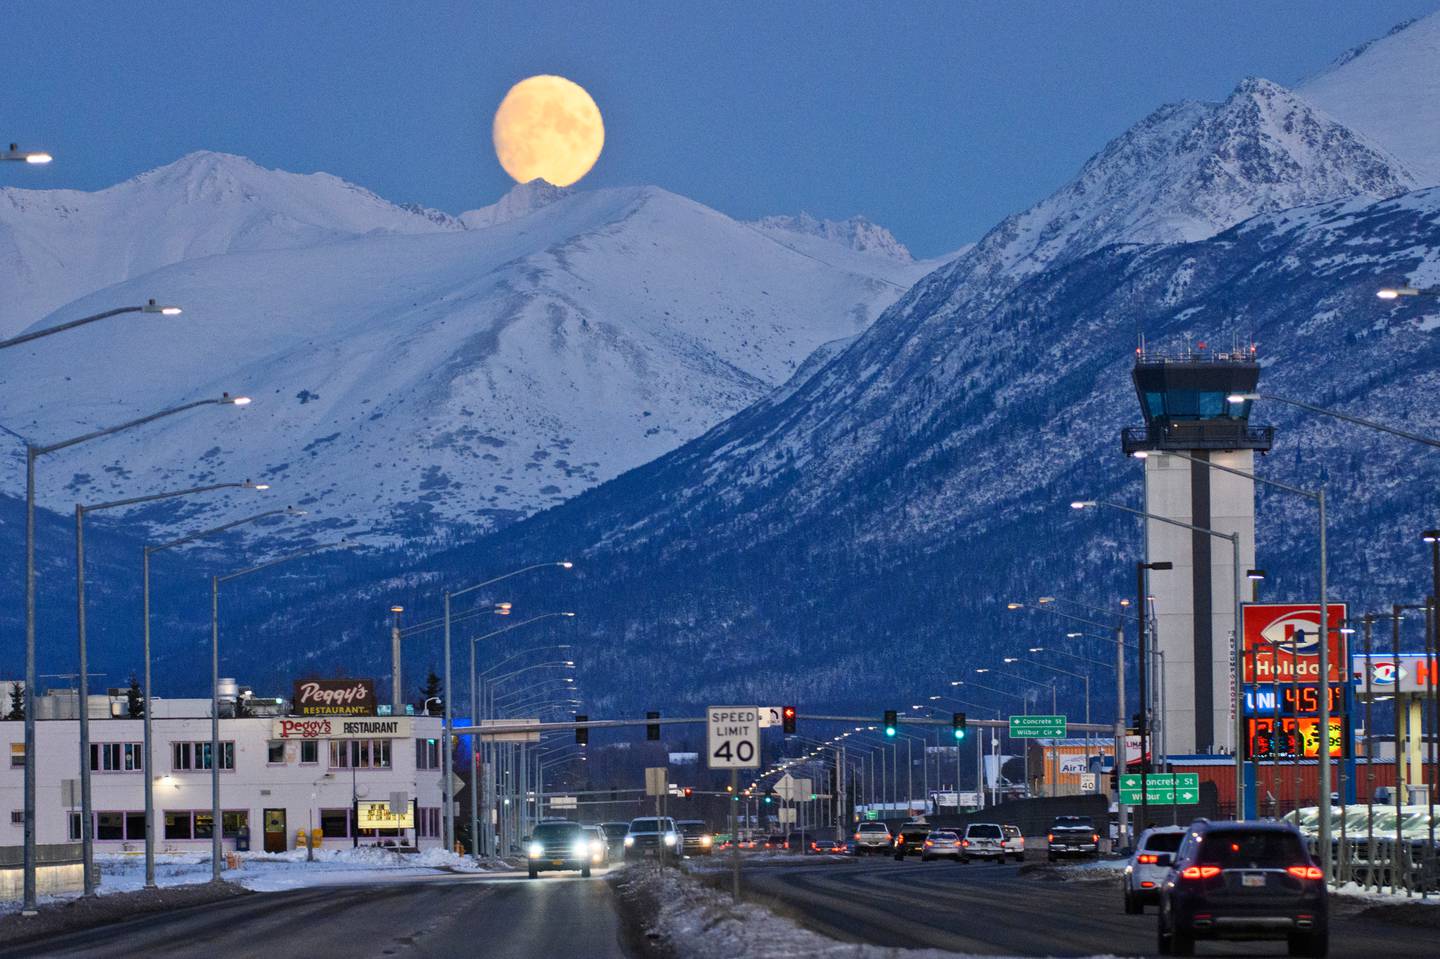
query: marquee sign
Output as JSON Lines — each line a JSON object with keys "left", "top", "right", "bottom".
{"left": 292, "top": 679, "right": 377, "bottom": 716}
{"left": 271, "top": 717, "right": 413, "bottom": 740}
{"left": 1351, "top": 654, "right": 1439, "bottom": 695}
{"left": 1242, "top": 603, "right": 1348, "bottom": 684}
{"left": 357, "top": 800, "right": 415, "bottom": 830}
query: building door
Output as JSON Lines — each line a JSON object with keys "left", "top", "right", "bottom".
{"left": 263, "top": 808, "right": 287, "bottom": 853}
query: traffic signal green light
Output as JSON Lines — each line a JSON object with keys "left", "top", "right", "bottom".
{"left": 883, "top": 710, "right": 897, "bottom": 737}
{"left": 763, "top": 792, "right": 774, "bottom": 805}
{"left": 952, "top": 711, "right": 967, "bottom": 740}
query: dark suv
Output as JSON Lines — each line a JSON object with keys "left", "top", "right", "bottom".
{"left": 526, "top": 820, "right": 592, "bottom": 879}
{"left": 1047, "top": 815, "right": 1100, "bottom": 860}
{"left": 1158, "top": 820, "right": 1328, "bottom": 957}
{"left": 892, "top": 821, "right": 932, "bottom": 860}
{"left": 676, "top": 819, "right": 714, "bottom": 857}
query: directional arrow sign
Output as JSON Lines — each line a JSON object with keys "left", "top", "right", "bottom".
{"left": 1118, "top": 772, "right": 1199, "bottom": 805}
{"left": 1009, "top": 715, "right": 1067, "bottom": 738}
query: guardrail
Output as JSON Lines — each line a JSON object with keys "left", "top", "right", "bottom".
{"left": 1308, "top": 835, "right": 1440, "bottom": 896}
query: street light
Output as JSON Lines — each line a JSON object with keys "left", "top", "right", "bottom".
{"left": 2, "top": 143, "right": 51, "bottom": 164}
{"left": 73, "top": 478, "right": 268, "bottom": 895}
{"left": 0, "top": 299, "right": 184, "bottom": 351}
{"left": 209, "top": 540, "right": 358, "bottom": 880}
{"left": 1376, "top": 286, "right": 1430, "bottom": 299}
{"left": 18, "top": 392, "right": 249, "bottom": 911}
{"left": 1225, "top": 392, "right": 1440, "bottom": 451}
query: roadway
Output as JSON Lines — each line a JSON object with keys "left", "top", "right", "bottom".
{"left": 0, "top": 872, "right": 631, "bottom": 959}
{"left": 736, "top": 854, "right": 1437, "bottom": 957}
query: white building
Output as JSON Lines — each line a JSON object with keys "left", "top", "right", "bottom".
{"left": 0, "top": 694, "right": 449, "bottom": 854}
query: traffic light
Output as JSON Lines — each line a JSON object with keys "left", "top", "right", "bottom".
{"left": 883, "top": 710, "right": 898, "bottom": 737}
{"left": 574, "top": 714, "right": 589, "bottom": 746}
{"left": 763, "top": 791, "right": 774, "bottom": 805}
{"left": 952, "top": 712, "right": 967, "bottom": 740}
{"left": 646, "top": 710, "right": 660, "bottom": 741}
{"left": 682, "top": 787, "right": 693, "bottom": 798}
{"left": 782, "top": 705, "right": 797, "bottom": 735}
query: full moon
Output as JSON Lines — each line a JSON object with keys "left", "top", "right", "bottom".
{"left": 492, "top": 75, "right": 604, "bottom": 188}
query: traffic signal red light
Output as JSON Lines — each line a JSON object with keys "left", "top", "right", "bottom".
{"left": 782, "top": 705, "right": 797, "bottom": 735}
{"left": 683, "top": 787, "right": 693, "bottom": 798}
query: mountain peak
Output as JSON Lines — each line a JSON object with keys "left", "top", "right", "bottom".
{"left": 460, "top": 178, "right": 572, "bottom": 229}
{"left": 1299, "top": 10, "right": 1440, "bottom": 185}
{"left": 749, "top": 212, "right": 912, "bottom": 261}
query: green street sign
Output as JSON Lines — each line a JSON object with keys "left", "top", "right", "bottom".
{"left": 864, "top": 810, "right": 879, "bottom": 821}
{"left": 1118, "top": 772, "right": 1200, "bottom": 805}
{"left": 1009, "top": 714, "right": 1067, "bottom": 737}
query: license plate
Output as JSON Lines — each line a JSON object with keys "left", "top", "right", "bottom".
{"left": 551, "top": 859, "right": 565, "bottom": 866}
{"left": 1242, "top": 873, "right": 1265, "bottom": 887}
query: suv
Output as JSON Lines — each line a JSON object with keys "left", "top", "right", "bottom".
{"left": 526, "top": 820, "right": 592, "bottom": 879}
{"left": 1123, "top": 825, "right": 1186, "bottom": 913}
{"left": 961, "top": 822, "right": 1006, "bottom": 863}
{"left": 1048, "top": 815, "right": 1100, "bottom": 861}
{"left": 853, "top": 821, "right": 891, "bottom": 855}
{"left": 1002, "top": 824, "right": 1025, "bottom": 863}
{"left": 1158, "top": 820, "right": 1328, "bottom": 957}
{"left": 892, "top": 821, "right": 932, "bottom": 860}
{"left": 598, "top": 821, "right": 630, "bottom": 860}
{"left": 676, "top": 820, "right": 713, "bottom": 857}
{"left": 623, "top": 816, "right": 681, "bottom": 863}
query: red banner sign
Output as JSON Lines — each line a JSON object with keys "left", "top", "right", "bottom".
{"left": 1241, "top": 603, "right": 1348, "bottom": 684}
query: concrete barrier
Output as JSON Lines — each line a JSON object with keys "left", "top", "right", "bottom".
{"left": 0, "top": 843, "right": 87, "bottom": 901}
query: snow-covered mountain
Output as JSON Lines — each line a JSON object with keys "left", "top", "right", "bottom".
{"left": 0, "top": 152, "right": 462, "bottom": 335}
{"left": 1300, "top": 10, "right": 1440, "bottom": 185}
{"left": 0, "top": 164, "right": 934, "bottom": 545}
{"left": 749, "top": 213, "right": 915, "bottom": 261}
{"left": 459, "top": 179, "right": 571, "bottom": 229}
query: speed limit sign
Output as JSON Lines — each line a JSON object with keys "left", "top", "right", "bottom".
{"left": 707, "top": 706, "right": 760, "bottom": 769}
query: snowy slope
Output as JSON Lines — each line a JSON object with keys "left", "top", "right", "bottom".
{"left": 0, "top": 178, "right": 929, "bottom": 545}
{"left": 1300, "top": 11, "right": 1440, "bottom": 185}
{"left": 0, "top": 152, "right": 462, "bottom": 336}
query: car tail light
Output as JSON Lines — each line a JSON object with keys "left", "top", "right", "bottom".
{"left": 924, "top": 840, "right": 933, "bottom": 847}
{"left": 1047, "top": 833, "right": 1054, "bottom": 843}
{"left": 1287, "top": 865, "right": 1323, "bottom": 880}
{"left": 1181, "top": 866, "right": 1221, "bottom": 880}
{"left": 854, "top": 833, "right": 861, "bottom": 841}
{"left": 1137, "top": 854, "right": 1158, "bottom": 864}
{"left": 1092, "top": 834, "right": 1099, "bottom": 843}
{"left": 961, "top": 839, "right": 970, "bottom": 847}
{"left": 1140, "top": 881, "right": 1155, "bottom": 888}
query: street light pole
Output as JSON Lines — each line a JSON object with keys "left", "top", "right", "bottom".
{"left": 0, "top": 299, "right": 181, "bottom": 352}
{"left": 1135, "top": 560, "right": 1173, "bottom": 830}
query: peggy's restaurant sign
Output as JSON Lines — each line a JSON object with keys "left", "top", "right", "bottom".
{"left": 272, "top": 716, "right": 413, "bottom": 741}
{"left": 292, "top": 679, "right": 376, "bottom": 717}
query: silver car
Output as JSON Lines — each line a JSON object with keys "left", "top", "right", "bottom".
{"left": 1122, "top": 825, "right": 1185, "bottom": 913}
{"left": 921, "top": 830, "right": 963, "bottom": 861}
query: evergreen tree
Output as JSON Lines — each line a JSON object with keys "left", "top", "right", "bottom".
{"left": 126, "top": 673, "right": 145, "bottom": 719}
{"left": 5, "top": 682, "right": 23, "bottom": 721}
{"left": 418, "top": 669, "right": 443, "bottom": 715}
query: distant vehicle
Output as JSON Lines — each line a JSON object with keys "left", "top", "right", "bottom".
{"left": 1123, "top": 826, "right": 1186, "bottom": 913}
{"left": 892, "top": 821, "right": 932, "bottom": 860}
{"left": 676, "top": 819, "right": 714, "bottom": 857}
{"left": 1158, "top": 820, "right": 1328, "bottom": 957}
{"left": 853, "top": 821, "right": 891, "bottom": 855}
{"left": 737, "top": 836, "right": 760, "bottom": 850}
{"left": 624, "top": 817, "right": 681, "bottom": 863}
{"left": 526, "top": 820, "right": 592, "bottom": 879}
{"left": 598, "top": 821, "right": 630, "bottom": 860}
{"left": 581, "top": 825, "right": 608, "bottom": 869}
{"left": 1002, "top": 824, "right": 1025, "bottom": 863}
{"left": 1048, "top": 815, "right": 1100, "bottom": 861}
{"left": 762, "top": 833, "right": 790, "bottom": 851}
{"left": 806, "top": 837, "right": 849, "bottom": 855}
{"left": 921, "top": 830, "right": 963, "bottom": 862}
{"left": 961, "top": 822, "right": 1006, "bottom": 863}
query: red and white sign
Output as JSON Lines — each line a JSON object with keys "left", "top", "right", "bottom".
{"left": 1242, "top": 603, "right": 1348, "bottom": 684}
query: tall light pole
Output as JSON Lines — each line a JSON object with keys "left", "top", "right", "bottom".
{"left": 19, "top": 391, "right": 247, "bottom": 912}
{"left": 209, "top": 540, "right": 357, "bottom": 881}
{"left": 74, "top": 479, "right": 268, "bottom": 895}
{"left": 2, "top": 142, "right": 51, "bottom": 164}
{"left": 141, "top": 504, "right": 303, "bottom": 886}
{"left": 0, "top": 299, "right": 181, "bottom": 351}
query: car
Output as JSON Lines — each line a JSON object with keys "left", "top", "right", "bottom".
{"left": 1002, "top": 824, "right": 1025, "bottom": 863}
{"left": 762, "top": 833, "right": 790, "bottom": 851}
{"left": 623, "top": 816, "right": 682, "bottom": 863}
{"left": 737, "top": 836, "right": 760, "bottom": 850}
{"left": 598, "top": 821, "right": 631, "bottom": 860}
{"left": 1048, "top": 815, "right": 1100, "bottom": 861}
{"left": 1158, "top": 820, "right": 1328, "bottom": 957}
{"left": 1123, "top": 825, "right": 1187, "bottom": 913}
{"left": 893, "top": 821, "right": 932, "bottom": 860}
{"left": 526, "top": 820, "right": 592, "bottom": 879}
{"left": 676, "top": 819, "right": 714, "bottom": 857}
{"left": 921, "top": 830, "right": 963, "bottom": 862}
{"left": 961, "top": 822, "right": 1007, "bottom": 863}
{"left": 806, "top": 836, "right": 849, "bottom": 855}
{"left": 581, "top": 825, "right": 609, "bottom": 869}
{"left": 853, "top": 821, "right": 891, "bottom": 855}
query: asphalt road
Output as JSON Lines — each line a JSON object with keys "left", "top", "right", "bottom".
{"left": 1, "top": 871, "right": 631, "bottom": 959}
{"left": 737, "top": 855, "right": 1438, "bottom": 957}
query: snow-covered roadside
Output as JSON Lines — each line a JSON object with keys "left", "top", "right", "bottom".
{"left": 619, "top": 863, "right": 1116, "bottom": 959}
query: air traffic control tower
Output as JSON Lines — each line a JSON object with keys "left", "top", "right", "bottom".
{"left": 1122, "top": 345, "right": 1273, "bottom": 755}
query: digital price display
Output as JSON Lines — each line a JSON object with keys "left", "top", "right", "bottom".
{"left": 1245, "top": 717, "right": 1344, "bottom": 760}
{"left": 1243, "top": 684, "right": 1345, "bottom": 717}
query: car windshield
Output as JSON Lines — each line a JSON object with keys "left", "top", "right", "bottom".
{"left": 1003, "top": 826, "right": 1019, "bottom": 836}
{"left": 630, "top": 819, "right": 663, "bottom": 833}
{"left": 1143, "top": 832, "right": 1184, "bottom": 853}
{"left": 858, "top": 823, "right": 887, "bottom": 832}
{"left": 968, "top": 824, "right": 1002, "bottom": 838}
{"left": 1053, "top": 817, "right": 1093, "bottom": 828}
{"left": 930, "top": 831, "right": 958, "bottom": 841}
{"left": 679, "top": 823, "right": 708, "bottom": 836}
{"left": 1195, "top": 829, "right": 1305, "bottom": 868}
{"left": 534, "top": 822, "right": 579, "bottom": 838}
{"left": 601, "top": 823, "right": 629, "bottom": 839}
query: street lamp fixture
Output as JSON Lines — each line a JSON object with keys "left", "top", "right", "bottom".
{"left": 140, "top": 299, "right": 183, "bottom": 315}
{"left": 1376, "top": 286, "right": 1423, "bottom": 299}
{"left": 3, "top": 143, "right": 52, "bottom": 163}
{"left": 1070, "top": 501, "right": 1097, "bottom": 509}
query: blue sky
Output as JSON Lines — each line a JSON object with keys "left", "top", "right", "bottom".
{"left": 5, "top": 1, "right": 1436, "bottom": 255}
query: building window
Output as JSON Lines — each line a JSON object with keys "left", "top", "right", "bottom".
{"left": 172, "top": 741, "right": 235, "bottom": 771}
{"left": 300, "top": 740, "right": 319, "bottom": 765}
{"left": 97, "top": 812, "right": 124, "bottom": 840}
{"left": 164, "top": 811, "right": 192, "bottom": 840}
{"left": 320, "top": 808, "right": 350, "bottom": 838}
{"left": 416, "top": 738, "right": 441, "bottom": 770}
{"left": 417, "top": 807, "right": 440, "bottom": 838}
{"left": 267, "top": 741, "right": 286, "bottom": 764}
{"left": 91, "top": 742, "right": 144, "bottom": 772}
{"left": 9, "top": 810, "right": 21, "bottom": 825}
{"left": 68, "top": 812, "right": 82, "bottom": 841}
{"left": 194, "top": 812, "right": 214, "bottom": 839}
{"left": 329, "top": 739, "right": 392, "bottom": 769}
{"left": 222, "top": 810, "right": 248, "bottom": 838}
{"left": 126, "top": 812, "right": 147, "bottom": 839}
{"left": 9, "top": 744, "right": 23, "bottom": 768}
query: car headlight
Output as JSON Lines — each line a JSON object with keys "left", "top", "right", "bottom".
{"left": 573, "top": 840, "right": 589, "bottom": 857}
{"left": 591, "top": 840, "right": 603, "bottom": 853}
{"left": 663, "top": 833, "right": 677, "bottom": 846}
{"left": 623, "top": 835, "right": 635, "bottom": 847}
{"left": 528, "top": 843, "right": 544, "bottom": 858}
{"left": 700, "top": 835, "right": 712, "bottom": 847}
